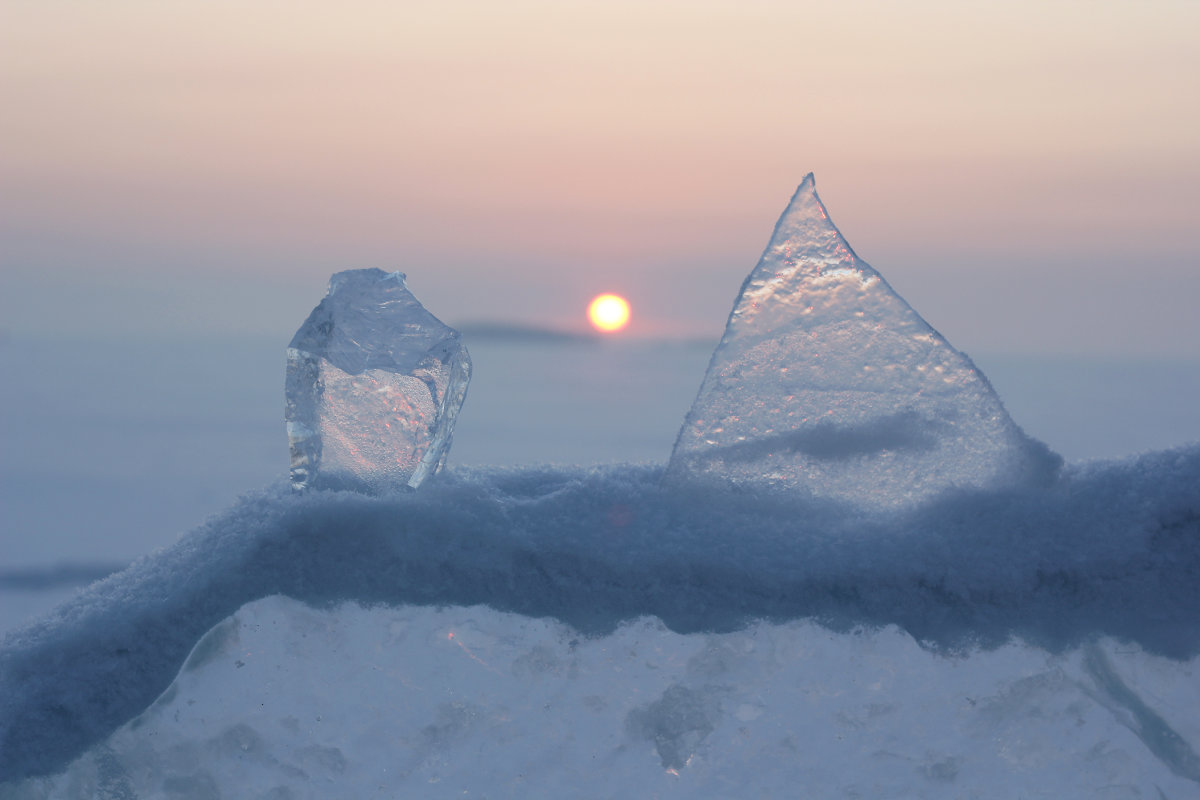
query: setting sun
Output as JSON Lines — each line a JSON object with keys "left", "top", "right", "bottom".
{"left": 587, "top": 294, "right": 631, "bottom": 333}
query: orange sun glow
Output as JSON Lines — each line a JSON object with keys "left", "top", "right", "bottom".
{"left": 587, "top": 293, "right": 631, "bottom": 333}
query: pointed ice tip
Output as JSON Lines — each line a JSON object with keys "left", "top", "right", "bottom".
{"left": 789, "top": 173, "right": 817, "bottom": 202}
{"left": 784, "top": 173, "right": 819, "bottom": 203}
{"left": 774, "top": 173, "right": 830, "bottom": 231}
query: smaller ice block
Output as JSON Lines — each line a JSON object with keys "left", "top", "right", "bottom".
{"left": 286, "top": 269, "right": 471, "bottom": 492}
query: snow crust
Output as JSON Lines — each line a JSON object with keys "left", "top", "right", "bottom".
{"left": 668, "top": 175, "right": 1059, "bottom": 506}
{"left": 2, "top": 446, "right": 1198, "bottom": 786}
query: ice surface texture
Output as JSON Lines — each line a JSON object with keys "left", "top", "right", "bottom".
{"left": 668, "top": 174, "right": 1060, "bottom": 507}
{"left": 17, "top": 599, "right": 1200, "bottom": 799}
{"left": 286, "top": 269, "right": 470, "bottom": 491}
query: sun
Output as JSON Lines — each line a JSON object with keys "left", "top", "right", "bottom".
{"left": 587, "top": 293, "right": 631, "bottom": 333}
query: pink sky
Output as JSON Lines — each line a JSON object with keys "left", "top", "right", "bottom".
{"left": 2, "top": 1, "right": 1199, "bottom": 353}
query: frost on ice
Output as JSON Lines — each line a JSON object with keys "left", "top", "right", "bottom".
{"left": 286, "top": 269, "right": 471, "bottom": 492}
{"left": 667, "top": 174, "right": 1060, "bottom": 507}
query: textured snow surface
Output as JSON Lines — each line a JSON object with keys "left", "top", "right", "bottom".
{"left": 9, "top": 598, "right": 1200, "bottom": 799}
{"left": 668, "top": 175, "right": 1059, "bottom": 507}
{"left": 2, "top": 447, "right": 1198, "bottom": 787}
{"left": 286, "top": 269, "right": 471, "bottom": 492}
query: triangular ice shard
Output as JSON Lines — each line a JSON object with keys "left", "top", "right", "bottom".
{"left": 666, "top": 175, "right": 1059, "bottom": 507}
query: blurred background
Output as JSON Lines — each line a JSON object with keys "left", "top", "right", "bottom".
{"left": 3, "top": 1, "right": 1199, "bottom": 632}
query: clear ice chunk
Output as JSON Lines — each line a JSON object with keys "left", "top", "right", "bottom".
{"left": 666, "top": 174, "right": 1060, "bottom": 507}
{"left": 286, "top": 269, "right": 471, "bottom": 492}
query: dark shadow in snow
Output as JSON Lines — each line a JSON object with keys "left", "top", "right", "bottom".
{"left": 1, "top": 445, "right": 1199, "bottom": 781}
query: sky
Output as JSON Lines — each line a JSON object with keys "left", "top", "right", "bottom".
{"left": 2, "top": 0, "right": 1199, "bottom": 354}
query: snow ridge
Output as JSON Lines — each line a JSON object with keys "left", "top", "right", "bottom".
{"left": 2, "top": 446, "right": 1199, "bottom": 781}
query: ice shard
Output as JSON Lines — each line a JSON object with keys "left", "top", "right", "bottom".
{"left": 666, "top": 174, "right": 1060, "bottom": 507}
{"left": 286, "top": 269, "right": 471, "bottom": 492}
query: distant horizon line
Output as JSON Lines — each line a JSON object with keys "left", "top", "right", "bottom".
{"left": 2, "top": 326, "right": 1199, "bottom": 365}
{"left": 454, "top": 321, "right": 716, "bottom": 347}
